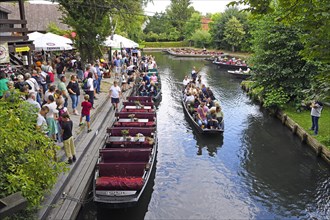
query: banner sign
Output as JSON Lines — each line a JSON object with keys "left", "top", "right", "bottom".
{"left": 0, "top": 43, "right": 10, "bottom": 64}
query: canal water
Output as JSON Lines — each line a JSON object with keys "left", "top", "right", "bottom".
{"left": 78, "top": 53, "right": 330, "bottom": 219}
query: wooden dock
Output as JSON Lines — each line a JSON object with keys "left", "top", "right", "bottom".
{"left": 38, "top": 88, "right": 134, "bottom": 220}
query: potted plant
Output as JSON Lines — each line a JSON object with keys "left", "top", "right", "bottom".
{"left": 121, "top": 129, "right": 129, "bottom": 138}
{"left": 134, "top": 101, "right": 141, "bottom": 108}
{"left": 128, "top": 114, "right": 135, "bottom": 121}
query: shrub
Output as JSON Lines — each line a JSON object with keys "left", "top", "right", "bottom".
{"left": 143, "top": 41, "right": 189, "bottom": 48}
{"left": 0, "top": 94, "right": 67, "bottom": 208}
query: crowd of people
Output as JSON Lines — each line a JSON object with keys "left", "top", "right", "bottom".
{"left": 0, "top": 48, "right": 159, "bottom": 164}
{"left": 183, "top": 68, "right": 224, "bottom": 130}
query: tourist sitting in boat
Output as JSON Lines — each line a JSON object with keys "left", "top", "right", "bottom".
{"left": 184, "top": 92, "right": 195, "bottom": 105}
{"left": 204, "top": 87, "right": 215, "bottom": 100}
{"left": 140, "top": 72, "right": 150, "bottom": 85}
{"left": 205, "top": 97, "right": 215, "bottom": 109}
{"left": 196, "top": 101, "right": 209, "bottom": 128}
{"left": 210, "top": 103, "right": 224, "bottom": 130}
{"left": 183, "top": 75, "right": 190, "bottom": 87}
{"left": 148, "top": 81, "right": 158, "bottom": 96}
{"left": 207, "top": 109, "right": 219, "bottom": 129}
{"left": 138, "top": 81, "right": 148, "bottom": 96}
{"left": 150, "top": 72, "right": 158, "bottom": 83}
{"left": 243, "top": 68, "right": 251, "bottom": 74}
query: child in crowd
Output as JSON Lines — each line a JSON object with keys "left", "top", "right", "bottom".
{"left": 79, "top": 94, "right": 92, "bottom": 133}
{"left": 56, "top": 99, "right": 68, "bottom": 143}
{"left": 61, "top": 113, "right": 76, "bottom": 164}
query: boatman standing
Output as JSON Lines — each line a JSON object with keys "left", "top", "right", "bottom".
{"left": 191, "top": 66, "right": 197, "bottom": 83}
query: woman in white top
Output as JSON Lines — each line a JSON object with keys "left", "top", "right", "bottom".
{"left": 44, "top": 95, "right": 58, "bottom": 140}
{"left": 86, "top": 72, "right": 95, "bottom": 108}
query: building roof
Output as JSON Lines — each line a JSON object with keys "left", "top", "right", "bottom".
{"left": 0, "top": 6, "right": 12, "bottom": 14}
{"left": 1, "top": 2, "right": 70, "bottom": 32}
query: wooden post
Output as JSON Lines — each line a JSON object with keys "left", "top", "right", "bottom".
{"left": 292, "top": 124, "right": 298, "bottom": 134}
{"left": 282, "top": 114, "right": 287, "bottom": 124}
{"left": 301, "top": 133, "right": 307, "bottom": 143}
{"left": 18, "top": 0, "right": 27, "bottom": 36}
{"left": 316, "top": 146, "right": 322, "bottom": 157}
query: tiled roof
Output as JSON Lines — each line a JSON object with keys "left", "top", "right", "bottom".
{"left": 1, "top": 2, "right": 70, "bottom": 32}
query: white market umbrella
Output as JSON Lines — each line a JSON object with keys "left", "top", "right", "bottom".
{"left": 44, "top": 32, "right": 73, "bottom": 45}
{"left": 33, "top": 35, "right": 73, "bottom": 51}
{"left": 103, "top": 36, "right": 120, "bottom": 47}
{"left": 113, "top": 34, "right": 139, "bottom": 48}
{"left": 28, "top": 31, "right": 44, "bottom": 41}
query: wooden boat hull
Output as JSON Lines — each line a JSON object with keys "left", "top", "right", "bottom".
{"left": 93, "top": 96, "right": 158, "bottom": 208}
{"left": 228, "top": 70, "right": 251, "bottom": 79}
{"left": 93, "top": 139, "right": 157, "bottom": 208}
{"left": 166, "top": 50, "right": 218, "bottom": 58}
{"left": 182, "top": 97, "right": 224, "bottom": 134}
{"left": 214, "top": 62, "right": 248, "bottom": 71}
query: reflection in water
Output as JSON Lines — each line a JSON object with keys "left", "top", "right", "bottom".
{"left": 239, "top": 113, "right": 330, "bottom": 219}
{"left": 78, "top": 53, "right": 330, "bottom": 220}
{"left": 191, "top": 127, "right": 224, "bottom": 157}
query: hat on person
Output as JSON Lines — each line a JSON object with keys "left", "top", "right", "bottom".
{"left": 100, "top": 59, "right": 105, "bottom": 63}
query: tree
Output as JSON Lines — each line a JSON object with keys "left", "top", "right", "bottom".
{"left": 184, "top": 12, "right": 202, "bottom": 39}
{"left": 166, "top": 0, "right": 195, "bottom": 40}
{"left": 209, "top": 7, "right": 249, "bottom": 50}
{"left": 0, "top": 95, "right": 66, "bottom": 208}
{"left": 250, "top": 15, "right": 315, "bottom": 109}
{"left": 55, "top": 0, "right": 147, "bottom": 62}
{"left": 229, "top": 0, "right": 330, "bottom": 101}
{"left": 190, "top": 29, "right": 211, "bottom": 48}
{"left": 223, "top": 16, "right": 245, "bottom": 52}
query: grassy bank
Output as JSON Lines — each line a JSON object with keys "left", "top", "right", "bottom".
{"left": 284, "top": 105, "right": 330, "bottom": 149}
{"left": 141, "top": 41, "right": 189, "bottom": 48}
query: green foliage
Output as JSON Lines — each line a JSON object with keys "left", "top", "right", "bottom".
{"left": 46, "top": 22, "right": 71, "bottom": 36}
{"left": 183, "top": 12, "right": 202, "bottom": 39}
{"left": 166, "top": 0, "right": 196, "bottom": 40}
{"left": 55, "top": 0, "right": 147, "bottom": 62}
{"left": 0, "top": 94, "right": 66, "bottom": 208}
{"left": 263, "top": 87, "right": 289, "bottom": 110}
{"left": 230, "top": 0, "right": 330, "bottom": 103}
{"left": 284, "top": 105, "right": 330, "bottom": 149}
{"left": 209, "top": 7, "right": 250, "bottom": 51}
{"left": 250, "top": 15, "right": 315, "bottom": 108}
{"left": 190, "top": 30, "right": 211, "bottom": 48}
{"left": 223, "top": 16, "right": 245, "bottom": 52}
{"left": 143, "top": 41, "right": 189, "bottom": 48}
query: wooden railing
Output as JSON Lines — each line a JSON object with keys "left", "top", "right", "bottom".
{"left": 0, "top": 19, "right": 29, "bottom": 42}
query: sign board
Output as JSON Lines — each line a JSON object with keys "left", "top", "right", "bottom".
{"left": 15, "top": 46, "right": 30, "bottom": 53}
{"left": 0, "top": 43, "right": 10, "bottom": 64}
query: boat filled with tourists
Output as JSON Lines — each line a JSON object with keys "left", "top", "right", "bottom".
{"left": 213, "top": 56, "right": 249, "bottom": 70}
{"left": 165, "top": 48, "right": 224, "bottom": 58}
{"left": 182, "top": 79, "right": 224, "bottom": 134}
{"left": 135, "top": 70, "right": 161, "bottom": 106}
{"left": 93, "top": 96, "right": 157, "bottom": 208}
{"left": 228, "top": 68, "right": 252, "bottom": 79}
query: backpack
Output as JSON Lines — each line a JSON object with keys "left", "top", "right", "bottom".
{"left": 81, "top": 78, "right": 88, "bottom": 92}
{"left": 46, "top": 74, "right": 52, "bottom": 84}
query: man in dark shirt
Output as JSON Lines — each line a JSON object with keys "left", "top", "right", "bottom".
{"left": 61, "top": 113, "right": 76, "bottom": 164}
{"left": 56, "top": 57, "right": 67, "bottom": 79}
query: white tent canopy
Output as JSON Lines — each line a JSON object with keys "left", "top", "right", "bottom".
{"left": 103, "top": 36, "right": 120, "bottom": 47}
{"left": 104, "top": 34, "right": 139, "bottom": 48}
{"left": 28, "top": 31, "right": 44, "bottom": 41}
{"left": 33, "top": 35, "right": 73, "bottom": 51}
{"left": 44, "top": 32, "right": 73, "bottom": 45}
